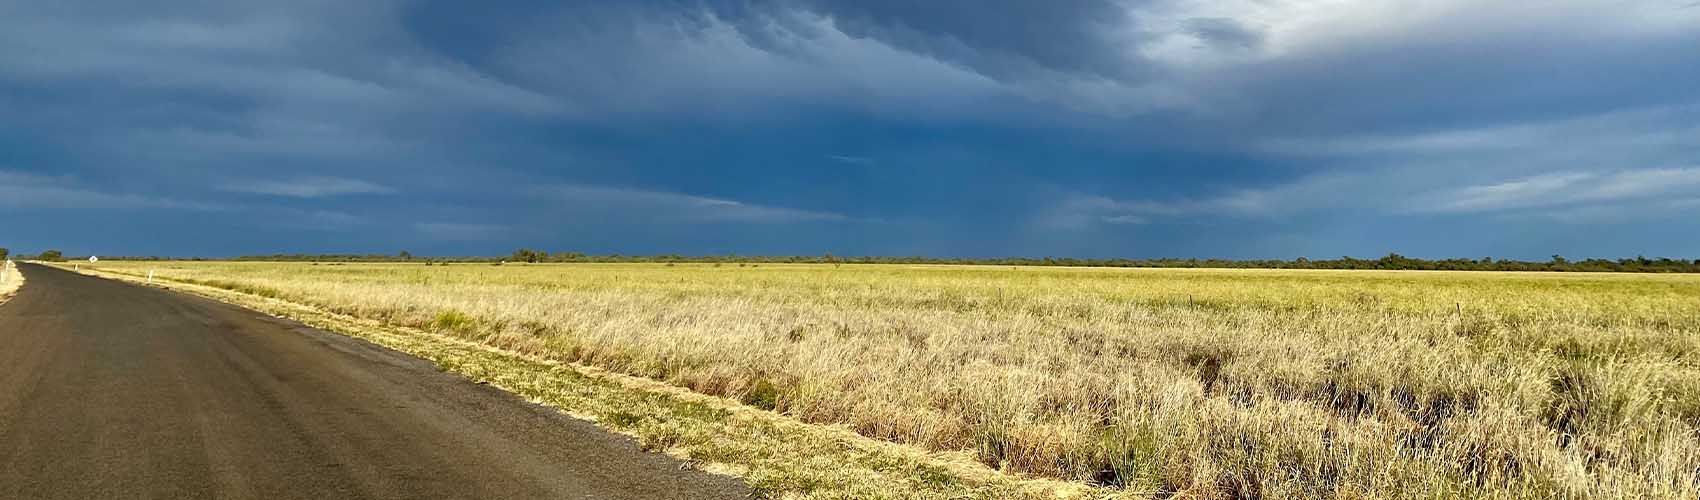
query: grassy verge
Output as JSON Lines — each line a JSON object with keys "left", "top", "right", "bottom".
{"left": 64, "top": 265, "right": 1104, "bottom": 500}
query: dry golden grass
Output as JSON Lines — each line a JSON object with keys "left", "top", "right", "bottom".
{"left": 70, "top": 264, "right": 1088, "bottom": 500}
{"left": 87, "top": 261, "right": 1700, "bottom": 499}
{"left": 0, "top": 260, "right": 22, "bottom": 303}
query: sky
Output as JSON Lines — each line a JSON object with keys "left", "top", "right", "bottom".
{"left": 1, "top": 0, "right": 1698, "bottom": 259}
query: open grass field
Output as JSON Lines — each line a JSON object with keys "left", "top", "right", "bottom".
{"left": 84, "top": 261, "right": 1700, "bottom": 499}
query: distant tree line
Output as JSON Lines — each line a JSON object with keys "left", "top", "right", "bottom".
{"left": 66, "top": 250, "right": 1700, "bottom": 273}
{"left": 6, "top": 249, "right": 63, "bottom": 262}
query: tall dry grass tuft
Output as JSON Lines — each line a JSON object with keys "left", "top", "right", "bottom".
{"left": 0, "top": 260, "right": 23, "bottom": 302}
{"left": 102, "top": 262, "right": 1700, "bottom": 498}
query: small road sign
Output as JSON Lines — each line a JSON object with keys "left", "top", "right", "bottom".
{"left": 89, "top": 256, "right": 99, "bottom": 264}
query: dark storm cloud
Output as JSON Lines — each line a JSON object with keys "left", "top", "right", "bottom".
{"left": 772, "top": 0, "right": 1148, "bottom": 81}
{"left": 1, "top": 0, "right": 1697, "bottom": 258}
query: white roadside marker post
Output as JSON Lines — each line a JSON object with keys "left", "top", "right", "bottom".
{"left": 148, "top": 270, "right": 155, "bottom": 285}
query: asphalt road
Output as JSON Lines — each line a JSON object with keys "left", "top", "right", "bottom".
{"left": 0, "top": 264, "right": 752, "bottom": 500}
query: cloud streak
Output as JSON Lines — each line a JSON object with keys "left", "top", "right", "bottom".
{"left": 414, "top": 222, "right": 510, "bottom": 241}
{"left": 1416, "top": 168, "right": 1700, "bottom": 214}
{"left": 535, "top": 184, "right": 854, "bottom": 224}
{"left": 0, "top": 170, "right": 219, "bottom": 211}
{"left": 219, "top": 176, "right": 395, "bottom": 198}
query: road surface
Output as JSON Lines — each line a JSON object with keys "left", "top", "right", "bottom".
{"left": 0, "top": 264, "right": 752, "bottom": 500}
